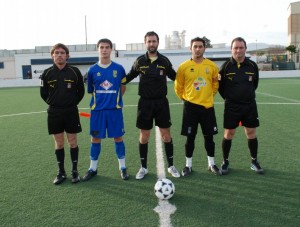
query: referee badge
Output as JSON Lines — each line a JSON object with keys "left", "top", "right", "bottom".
{"left": 67, "top": 83, "right": 71, "bottom": 88}
{"left": 160, "top": 70, "right": 163, "bottom": 76}
{"left": 249, "top": 75, "right": 253, "bottom": 81}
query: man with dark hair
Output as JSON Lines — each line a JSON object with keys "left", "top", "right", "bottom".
{"left": 82, "top": 38, "right": 129, "bottom": 181}
{"left": 218, "top": 37, "right": 264, "bottom": 175}
{"left": 175, "top": 37, "right": 221, "bottom": 176}
{"left": 40, "top": 43, "right": 85, "bottom": 185}
{"left": 124, "top": 31, "right": 180, "bottom": 180}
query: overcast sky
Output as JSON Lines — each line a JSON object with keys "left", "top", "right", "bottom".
{"left": 0, "top": 0, "right": 295, "bottom": 50}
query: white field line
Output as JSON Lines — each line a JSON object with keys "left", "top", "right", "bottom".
{"left": 155, "top": 126, "right": 166, "bottom": 179}
{"left": 153, "top": 126, "right": 177, "bottom": 227}
{"left": 1, "top": 100, "right": 300, "bottom": 118}
{"left": 154, "top": 200, "right": 177, "bottom": 227}
{"left": 124, "top": 101, "right": 300, "bottom": 106}
{"left": 257, "top": 102, "right": 300, "bottom": 105}
{"left": 0, "top": 111, "right": 46, "bottom": 118}
{"left": 256, "top": 91, "right": 300, "bottom": 103}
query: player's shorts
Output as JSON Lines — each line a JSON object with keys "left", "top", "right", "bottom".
{"left": 90, "top": 109, "right": 125, "bottom": 138}
{"left": 47, "top": 106, "right": 82, "bottom": 135}
{"left": 181, "top": 101, "right": 218, "bottom": 136}
{"left": 136, "top": 97, "right": 172, "bottom": 130}
{"left": 223, "top": 100, "right": 259, "bottom": 129}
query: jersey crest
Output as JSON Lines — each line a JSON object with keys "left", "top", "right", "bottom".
{"left": 193, "top": 77, "right": 206, "bottom": 91}
{"left": 113, "top": 70, "right": 117, "bottom": 78}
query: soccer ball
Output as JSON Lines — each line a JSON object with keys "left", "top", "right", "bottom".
{"left": 154, "top": 178, "right": 175, "bottom": 200}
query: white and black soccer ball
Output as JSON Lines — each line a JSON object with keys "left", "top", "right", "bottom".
{"left": 154, "top": 178, "right": 175, "bottom": 200}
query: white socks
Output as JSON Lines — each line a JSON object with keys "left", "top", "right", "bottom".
{"left": 90, "top": 160, "right": 98, "bottom": 171}
{"left": 208, "top": 156, "right": 215, "bottom": 166}
{"left": 118, "top": 158, "right": 126, "bottom": 170}
{"left": 186, "top": 157, "right": 192, "bottom": 167}
{"left": 90, "top": 159, "right": 126, "bottom": 171}
{"left": 186, "top": 156, "right": 216, "bottom": 167}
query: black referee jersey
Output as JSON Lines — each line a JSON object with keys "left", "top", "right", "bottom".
{"left": 40, "top": 64, "right": 85, "bottom": 108}
{"left": 125, "top": 52, "right": 176, "bottom": 99}
{"left": 218, "top": 57, "right": 259, "bottom": 104}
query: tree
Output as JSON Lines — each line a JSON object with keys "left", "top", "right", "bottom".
{"left": 286, "top": 45, "right": 297, "bottom": 62}
{"left": 286, "top": 45, "right": 297, "bottom": 53}
{"left": 202, "top": 36, "right": 212, "bottom": 48}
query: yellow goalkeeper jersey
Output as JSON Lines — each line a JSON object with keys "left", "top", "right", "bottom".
{"left": 174, "top": 58, "right": 219, "bottom": 108}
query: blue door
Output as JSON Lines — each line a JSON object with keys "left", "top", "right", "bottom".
{"left": 22, "top": 65, "right": 32, "bottom": 79}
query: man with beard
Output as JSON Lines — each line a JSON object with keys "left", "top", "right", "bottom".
{"left": 124, "top": 31, "right": 180, "bottom": 180}
{"left": 174, "top": 37, "right": 221, "bottom": 177}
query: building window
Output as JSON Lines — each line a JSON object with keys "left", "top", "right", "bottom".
{"left": 0, "top": 62, "right": 4, "bottom": 69}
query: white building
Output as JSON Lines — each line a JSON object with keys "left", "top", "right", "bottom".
{"left": 0, "top": 43, "right": 236, "bottom": 82}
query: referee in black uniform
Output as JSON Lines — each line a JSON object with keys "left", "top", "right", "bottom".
{"left": 218, "top": 37, "right": 264, "bottom": 175}
{"left": 40, "top": 43, "right": 85, "bottom": 184}
{"left": 124, "top": 31, "right": 180, "bottom": 180}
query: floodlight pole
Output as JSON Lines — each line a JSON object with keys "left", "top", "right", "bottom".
{"left": 256, "top": 40, "right": 258, "bottom": 63}
{"left": 85, "top": 15, "right": 88, "bottom": 50}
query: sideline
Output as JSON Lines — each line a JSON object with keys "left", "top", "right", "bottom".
{"left": 1, "top": 100, "right": 300, "bottom": 118}
{"left": 256, "top": 91, "right": 300, "bottom": 103}
{"left": 153, "top": 126, "right": 177, "bottom": 227}
{"left": 0, "top": 110, "right": 46, "bottom": 118}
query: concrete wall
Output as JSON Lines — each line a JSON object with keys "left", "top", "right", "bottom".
{"left": 1, "top": 45, "right": 233, "bottom": 80}
{"left": 1, "top": 43, "right": 298, "bottom": 88}
{"left": 0, "top": 57, "right": 16, "bottom": 79}
{"left": 29, "top": 51, "right": 100, "bottom": 79}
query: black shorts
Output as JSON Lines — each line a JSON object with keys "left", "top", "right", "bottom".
{"left": 136, "top": 97, "right": 172, "bottom": 130}
{"left": 181, "top": 101, "right": 218, "bottom": 136}
{"left": 47, "top": 106, "right": 82, "bottom": 134}
{"left": 223, "top": 100, "right": 259, "bottom": 129}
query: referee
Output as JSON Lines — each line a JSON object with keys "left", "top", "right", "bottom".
{"left": 40, "top": 43, "right": 85, "bottom": 185}
{"left": 218, "top": 37, "right": 264, "bottom": 175}
{"left": 124, "top": 31, "right": 180, "bottom": 180}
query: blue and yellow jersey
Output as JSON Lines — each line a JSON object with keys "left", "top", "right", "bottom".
{"left": 174, "top": 58, "right": 219, "bottom": 108}
{"left": 87, "top": 61, "right": 126, "bottom": 110}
